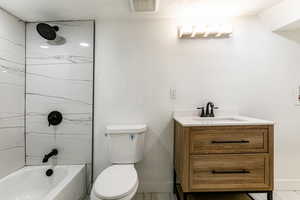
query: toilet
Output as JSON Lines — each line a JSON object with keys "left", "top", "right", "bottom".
{"left": 91, "top": 124, "right": 147, "bottom": 200}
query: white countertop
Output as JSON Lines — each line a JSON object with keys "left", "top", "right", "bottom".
{"left": 173, "top": 111, "right": 274, "bottom": 127}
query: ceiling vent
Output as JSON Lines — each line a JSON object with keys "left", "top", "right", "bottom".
{"left": 129, "top": 0, "right": 159, "bottom": 13}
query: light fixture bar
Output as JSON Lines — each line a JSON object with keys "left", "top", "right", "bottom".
{"left": 178, "top": 24, "right": 233, "bottom": 39}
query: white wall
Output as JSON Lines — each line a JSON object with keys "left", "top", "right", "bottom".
{"left": 260, "top": 0, "right": 300, "bottom": 31}
{"left": 94, "top": 16, "right": 300, "bottom": 192}
{"left": 0, "top": 9, "right": 25, "bottom": 178}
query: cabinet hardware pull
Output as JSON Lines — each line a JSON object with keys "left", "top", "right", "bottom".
{"left": 211, "top": 140, "right": 250, "bottom": 144}
{"left": 212, "top": 169, "right": 250, "bottom": 174}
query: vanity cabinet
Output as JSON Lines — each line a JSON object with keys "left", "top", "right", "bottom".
{"left": 174, "top": 122, "right": 274, "bottom": 200}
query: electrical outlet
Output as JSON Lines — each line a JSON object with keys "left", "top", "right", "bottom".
{"left": 296, "top": 86, "right": 300, "bottom": 106}
{"left": 170, "top": 88, "right": 176, "bottom": 100}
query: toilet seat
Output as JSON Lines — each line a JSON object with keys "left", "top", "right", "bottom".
{"left": 93, "top": 165, "right": 138, "bottom": 200}
{"left": 91, "top": 182, "right": 138, "bottom": 200}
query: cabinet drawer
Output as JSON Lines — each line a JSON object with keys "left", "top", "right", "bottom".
{"left": 190, "top": 127, "right": 268, "bottom": 154}
{"left": 190, "top": 154, "right": 270, "bottom": 191}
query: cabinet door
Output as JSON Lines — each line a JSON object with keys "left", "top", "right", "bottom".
{"left": 190, "top": 154, "right": 271, "bottom": 191}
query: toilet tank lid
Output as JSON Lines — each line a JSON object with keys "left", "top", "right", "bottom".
{"left": 106, "top": 124, "right": 147, "bottom": 134}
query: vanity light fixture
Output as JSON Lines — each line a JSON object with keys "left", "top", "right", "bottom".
{"left": 191, "top": 27, "right": 197, "bottom": 38}
{"left": 203, "top": 25, "right": 211, "bottom": 38}
{"left": 178, "top": 24, "right": 233, "bottom": 39}
{"left": 178, "top": 25, "right": 193, "bottom": 38}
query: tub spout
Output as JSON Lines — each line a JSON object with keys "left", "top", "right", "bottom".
{"left": 42, "top": 149, "right": 58, "bottom": 163}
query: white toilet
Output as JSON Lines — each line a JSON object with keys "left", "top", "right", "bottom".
{"left": 91, "top": 124, "right": 147, "bottom": 200}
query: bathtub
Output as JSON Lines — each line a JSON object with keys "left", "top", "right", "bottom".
{"left": 0, "top": 165, "right": 87, "bottom": 200}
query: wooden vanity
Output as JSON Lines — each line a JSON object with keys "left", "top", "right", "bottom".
{"left": 174, "top": 118, "right": 274, "bottom": 200}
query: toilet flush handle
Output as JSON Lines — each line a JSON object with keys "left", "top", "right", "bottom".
{"left": 130, "top": 135, "right": 135, "bottom": 141}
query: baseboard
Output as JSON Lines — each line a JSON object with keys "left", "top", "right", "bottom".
{"left": 276, "top": 179, "right": 300, "bottom": 190}
{"left": 138, "top": 182, "right": 173, "bottom": 193}
{"left": 137, "top": 179, "right": 300, "bottom": 193}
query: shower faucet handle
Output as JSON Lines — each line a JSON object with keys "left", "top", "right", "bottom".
{"left": 48, "top": 111, "right": 63, "bottom": 127}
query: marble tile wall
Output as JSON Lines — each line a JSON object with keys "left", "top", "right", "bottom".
{"left": 0, "top": 9, "right": 25, "bottom": 178}
{"left": 25, "top": 21, "right": 94, "bottom": 184}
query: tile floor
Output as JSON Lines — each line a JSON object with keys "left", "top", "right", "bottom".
{"left": 86, "top": 191, "right": 300, "bottom": 200}
{"left": 250, "top": 191, "right": 300, "bottom": 200}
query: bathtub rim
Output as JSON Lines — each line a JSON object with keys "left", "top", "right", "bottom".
{"left": 0, "top": 164, "right": 86, "bottom": 199}
{"left": 45, "top": 164, "right": 86, "bottom": 199}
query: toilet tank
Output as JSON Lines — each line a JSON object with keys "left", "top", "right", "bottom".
{"left": 106, "top": 124, "right": 147, "bottom": 164}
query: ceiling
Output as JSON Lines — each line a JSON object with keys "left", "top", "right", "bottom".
{"left": 0, "top": 0, "right": 283, "bottom": 21}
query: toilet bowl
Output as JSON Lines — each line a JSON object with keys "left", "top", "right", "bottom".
{"left": 91, "top": 124, "right": 147, "bottom": 200}
{"left": 91, "top": 165, "right": 138, "bottom": 200}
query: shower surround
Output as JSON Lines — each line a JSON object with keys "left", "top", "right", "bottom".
{"left": 25, "top": 21, "right": 94, "bottom": 184}
{"left": 0, "top": 10, "right": 25, "bottom": 179}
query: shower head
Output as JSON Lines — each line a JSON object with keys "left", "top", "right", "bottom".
{"left": 36, "top": 23, "right": 59, "bottom": 40}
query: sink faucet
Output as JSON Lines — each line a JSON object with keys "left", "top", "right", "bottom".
{"left": 197, "top": 102, "right": 218, "bottom": 117}
{"left": 206, "top": 102, "right": 215, "bottom": 117}
{"left": 42, "top": 149, "right": 58, "bottom": 163}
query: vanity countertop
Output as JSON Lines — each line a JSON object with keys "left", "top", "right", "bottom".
{"left": 173, "top": 111, "right": 274, "bottom": 127}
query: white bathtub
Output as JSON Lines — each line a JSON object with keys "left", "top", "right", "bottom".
{"left": 0, "top": 165, "right": 87, "bottom": 200}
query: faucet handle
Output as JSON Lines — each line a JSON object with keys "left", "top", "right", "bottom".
{"left": 210, "top": 106, "right": 219, "bottom": 117}
{"left": 197, "top": 107, "right": 205, "bottom": 117}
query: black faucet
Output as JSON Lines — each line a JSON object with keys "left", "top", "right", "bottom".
{"left": 206, "top": 102, "right": 215, "bottom": 117}
{"left": 197, "top": 102, "right": 218, "bottom": 117}
{"left": 42, "top": 149, "right": 58, "bottom": 163}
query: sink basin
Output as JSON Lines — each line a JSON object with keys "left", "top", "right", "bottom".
{"left": 173, "top": 114, "right": 274, "bottom": 127}
{"left": 192, "top": 117, "right": 246, "bottom": 123}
